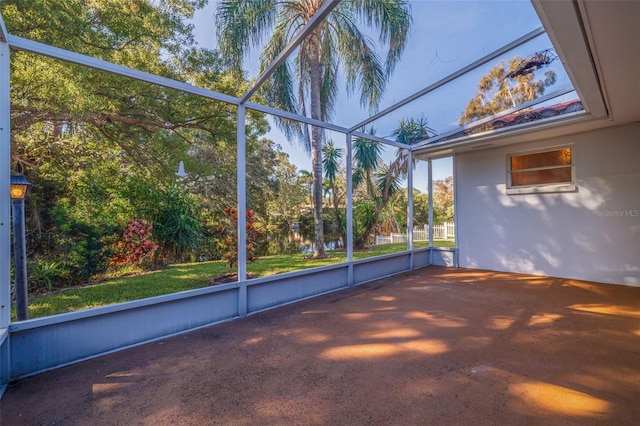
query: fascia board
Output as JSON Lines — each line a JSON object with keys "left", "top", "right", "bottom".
{"left": 531, "top": 0, "right": 608, "bottom": 118}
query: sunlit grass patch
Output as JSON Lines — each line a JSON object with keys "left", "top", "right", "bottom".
{"left": 21, "top": 242, "right": 455, "bottom": 320}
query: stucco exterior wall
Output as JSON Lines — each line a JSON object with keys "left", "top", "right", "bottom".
{"left": 455, "top": 123, "right": 640, "bottom": 285}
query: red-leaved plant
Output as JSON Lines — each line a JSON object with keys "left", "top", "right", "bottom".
{"left": 111, "top": 219, "right": 159, "bottom": 267}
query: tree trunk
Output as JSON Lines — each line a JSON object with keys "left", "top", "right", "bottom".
{"left": 308, "top": 30, "right": 326, "bottom": 258}
{"left": 332, "top": 188, "right": 346, "bottom": 248}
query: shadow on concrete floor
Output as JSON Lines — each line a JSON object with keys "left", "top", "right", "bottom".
{"left": 2, "top": 266, "right": 639, "bottom": 425}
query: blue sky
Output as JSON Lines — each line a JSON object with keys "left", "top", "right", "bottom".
{"left": 188, "top": 1, "right": 561, "bottom": 184}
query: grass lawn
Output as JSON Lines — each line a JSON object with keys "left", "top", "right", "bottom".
{"left": 23, "top": 240, "right": 455, "bottom": 320}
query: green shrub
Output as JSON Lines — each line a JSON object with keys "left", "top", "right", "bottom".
{"left": 27, "top": 259, "right": 63, "bottom": 294}
{"left": 150, "top": 186, "right": 205, "bottom": 263}
{"left": 56, "top": 219, "right": 114, "bottom": 283}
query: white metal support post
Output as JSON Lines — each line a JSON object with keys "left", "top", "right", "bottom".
{"left": 0, "top": 13, "right": 12, "bottom": 395}
{"left": 406, "top": 150, "right": 414, "bottom": 269}
{"left": 346, "top": 133, "right": 354, "bottom": 286}
{"left": 236, "top": 105, "right": 247, "bottom": 316}
{"left": 427, "top": 158, "right": 434, "bottom": 264}
{"left": 452, "top": 154, "right": 459, "bottom": 266}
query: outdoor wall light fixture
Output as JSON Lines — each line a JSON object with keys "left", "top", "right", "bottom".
{"left": 10, "top": 174, "right": 31, "bottom": 321}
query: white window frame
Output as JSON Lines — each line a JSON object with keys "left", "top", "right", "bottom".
{"left": 506, "top": 145, "right": 576, "bottom": 195}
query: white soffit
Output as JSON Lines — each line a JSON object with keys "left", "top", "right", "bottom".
{"left": 532, "top": 0, "right": 608, "bottom": 119}
{"left": 575, "top": 0, "right": 640, "bottom": 125}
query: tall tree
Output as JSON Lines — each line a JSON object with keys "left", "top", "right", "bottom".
{"left": 352, "top": 132, "right": 400, "bottom": 249}
{"left": 459, "top": 54, "right": 557, "bottom": 126}
{"left": 432, "top": 176, "right": 454, "bottom": 225}
{"left": 3, "top": 0, "right": 249, "bottom": 179}
{"left": 215, "top": 0, "right": 412, "bottom": 258}
{"left": 266, "top": 152, "right": 309, "bottom": 230}
{"left": 389, "top": 115, "right": 434, "bottom": 178}
{"left": 322, "top": 140, "right": 346, "bottom": 245}
{"left": 351, "top": 116, "right": 432, "bottom": 248}
{"left": 1, "top": 0, "right": 272, "bottom": 280}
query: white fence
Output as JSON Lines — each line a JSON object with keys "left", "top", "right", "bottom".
{"left": 375, "top": 223, "right": 455, "bottom": 245}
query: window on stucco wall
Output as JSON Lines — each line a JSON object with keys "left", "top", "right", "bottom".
{"left": 506, "top": 147, "right": 576, "bottom": 194}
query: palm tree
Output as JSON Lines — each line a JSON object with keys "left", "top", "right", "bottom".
{"left": 388, "top": 115, "right": 435, "bottom": 178}
{"left": 352, "top": 116, "right": 432, "bottom": 248}
{"left": 353, "top": 131, "right": 383, "bottom": 199}
{"left": 216, "top": 0, "right": 412, "bottom": 258}
{"left": 322, "top": 140, "right": 346, "bottom": 244}
{"left": 352, "top": 131, "right": 396, "bottom": 248}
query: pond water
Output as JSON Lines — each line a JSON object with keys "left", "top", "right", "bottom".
{"left": 266, "top": 231, "right": 343, "bottom": 255}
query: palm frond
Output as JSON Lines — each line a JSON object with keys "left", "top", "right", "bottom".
{"left": 319, "top": 26, "right": 339, "bottom": 120}
{"left": 215, "top": 0, "right": 279, "bottom": 69}
{"left": 353, "top": 134, "right": 382, "bottom": 172}
{"left": 375, "top": 162, "right": 401, "bottom": 201}
{"left": 392, "top": 115, "right": 435, "bottom": 144}
{"left": 340, "top": 0, "right": 412, "bottom": 83}
{"left": 322, "top": 140, "right": 343, "bottom": 182}
{"left": 258, "top": 15, "right": 310, "bottom": 151}
{"left": 331, "top": 11, "right": 386, "bottom": 110}
{"left": 352, "top": 167, "right": 365, "bottom": 187}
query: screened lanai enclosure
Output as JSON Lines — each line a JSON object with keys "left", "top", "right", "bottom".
{"left": 1, "top": 0, "right": 638, "bottom": 394}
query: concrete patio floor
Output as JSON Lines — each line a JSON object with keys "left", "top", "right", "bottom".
{"left": 1, "top": 266, "right": 639, "bottom": 425}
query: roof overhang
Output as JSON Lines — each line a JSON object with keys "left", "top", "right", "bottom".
{"left": 415, "top": 0, "right": 640, "bottom": 160}
{"left": 2, "top": 0, "right": 637, "bottom": 160}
